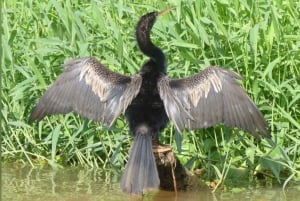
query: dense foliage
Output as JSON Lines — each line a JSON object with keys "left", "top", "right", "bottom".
{"left": 1, "top": 0, "right": 299, "bottom": 189}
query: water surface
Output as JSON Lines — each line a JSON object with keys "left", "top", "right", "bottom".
{"left": 2, "top": 164, "right": 299, "bottom": 201}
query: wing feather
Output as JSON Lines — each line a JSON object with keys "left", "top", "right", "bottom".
{"left": 30, "top": 57, "right": 142, "bottom": 126}
{"left": 158, "top": 67, "right": 270, "bottom": 138}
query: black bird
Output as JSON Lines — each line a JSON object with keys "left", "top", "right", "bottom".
{"left": 30, "top": 8, "right": 270, "bottom": 195}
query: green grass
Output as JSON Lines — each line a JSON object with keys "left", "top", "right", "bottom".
{"left": 1, "top": 0, "right": 300, "bottom": 190}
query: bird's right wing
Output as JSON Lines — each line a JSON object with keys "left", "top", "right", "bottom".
{"left": 158, "top": 67, "right": 270, "bottom": 138}
{"left": 30, "top": 57, "right": 142, "bottom": 126}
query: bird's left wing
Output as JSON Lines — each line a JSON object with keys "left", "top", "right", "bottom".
{"left": 158, "top": 67, "right": 270, "bottom": 138}
{"left": 30, "top": 57, "right": 142, "bottom": 126}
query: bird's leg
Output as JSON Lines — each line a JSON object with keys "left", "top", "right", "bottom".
{"left": 152, "top": 136, "right": 172, "bottom": 153}
{"left": 152, "top": 143, "right": 173, "bottom": 153}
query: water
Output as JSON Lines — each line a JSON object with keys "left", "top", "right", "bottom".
{"left": 2, "top": 164, "right": 299, "bottom": 201}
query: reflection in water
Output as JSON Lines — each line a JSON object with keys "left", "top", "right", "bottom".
{"left": 1, "top": 164, "right": 299, "bottom": 201}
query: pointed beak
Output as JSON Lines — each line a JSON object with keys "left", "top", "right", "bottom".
{"left": 158, "top": 7, "right": 176, "bottom": 17}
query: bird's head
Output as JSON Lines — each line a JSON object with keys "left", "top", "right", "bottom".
{"left": 136, "top": 7, "right": 175, "bottom": 42}
{"left": 137, "top": 12, "right": 158, "bottom": 34}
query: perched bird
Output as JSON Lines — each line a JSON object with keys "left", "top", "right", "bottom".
{"left": 30, "top": 8, "right": 270, "bottom": 195}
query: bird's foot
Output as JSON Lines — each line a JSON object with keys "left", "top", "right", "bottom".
{"left": 152, "top": 144, "right": 172, "bottom": 153}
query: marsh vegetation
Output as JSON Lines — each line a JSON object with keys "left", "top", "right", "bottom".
{"left": 1, "top": 0, "right": 300, "bottom": 194}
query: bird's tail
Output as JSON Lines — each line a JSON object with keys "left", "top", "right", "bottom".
{"left": 121, "top": 133, "right": 159, "bottom": 195}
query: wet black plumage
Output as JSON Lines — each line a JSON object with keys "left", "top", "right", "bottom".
{"left": 30, "top": 8, "right": 270, "bottom": 195}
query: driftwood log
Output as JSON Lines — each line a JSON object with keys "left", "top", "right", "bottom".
{"left": 153, "top": 143, "right": 207, "bottom": 192}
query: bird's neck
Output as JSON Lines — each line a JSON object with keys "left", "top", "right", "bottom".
{"left": 136, "top": 26, "right": 167, "bottom": 72}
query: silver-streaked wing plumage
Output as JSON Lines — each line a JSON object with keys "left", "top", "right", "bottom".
{"left": 30, "top": 57, "right": 142, "bottom": 126}
{"left": 158, "top": 67, "right": 270, "bottom": 138}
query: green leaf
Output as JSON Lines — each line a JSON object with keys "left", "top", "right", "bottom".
{"left": 51, "top": 125, "right": 61, "bottom": 161}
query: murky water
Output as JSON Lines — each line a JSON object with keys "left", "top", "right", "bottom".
{"left": 1, "top": 164, "right": 299, "bottom": 201}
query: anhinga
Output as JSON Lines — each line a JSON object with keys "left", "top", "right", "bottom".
{"left": 30, "top": 8, "right": 270, "bottom": 195}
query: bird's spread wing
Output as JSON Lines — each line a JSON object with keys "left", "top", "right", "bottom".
{"left": 158, "top": 67, "right": 270, "bottom": 138}
{"left": 30, "top": 57, "right": 142, "bottom": 126}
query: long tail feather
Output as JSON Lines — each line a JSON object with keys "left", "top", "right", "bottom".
{"left": 121, "top": 134, "right": 159, "bottom": 195}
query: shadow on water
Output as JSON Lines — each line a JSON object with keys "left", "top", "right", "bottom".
{"left": 1, "top": 164, "right": 300, "bottom": 201}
